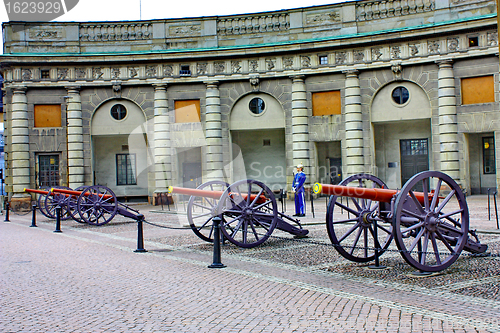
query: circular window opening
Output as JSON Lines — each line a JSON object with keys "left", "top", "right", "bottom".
{"left": 392, "top": 86, "right": 409, "bottom": 105}
{"left": 110, "top": 104, "right": 127, "bottom": 120}
{"left": 249, "top": 97, "right": 265, "bottom": 115}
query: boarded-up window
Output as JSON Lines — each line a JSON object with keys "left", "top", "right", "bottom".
{"left": 34, "top": 104, "right": 61, "bottom": 127}
{"left": 312, "top": 91, "right": 341, "bottom": 116}
{"left": 175, "top": 100, "right": 201, "bottom": 123}
{"left": 461, "top": 75, "right": 495, "bottom": 105}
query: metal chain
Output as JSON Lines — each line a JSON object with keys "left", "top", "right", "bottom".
{"left": 142, "top": 219, "right": 193, "bottom": 230}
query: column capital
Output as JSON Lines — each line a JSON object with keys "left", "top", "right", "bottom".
{"left": 342, "top": 69, "right": 359, "bottom": 77}
{"left": 65, "top": 86, "right": 81, "bottom": 93}
{"left": 153, "top": 83, "right": 168, "bottom": 90}
{"left": 436, "top": 59, "right": 453, "bottom": 68}
{"left": 204, "top": 80, "right": 219, "bottom": 88}
{"left": 12, "top": 86, "right": 27, "bottom": 94}
{"left": 290, "top": 75, "right": 305, "bottom": 83}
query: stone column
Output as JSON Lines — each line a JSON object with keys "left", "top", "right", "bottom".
{"left": 153, "top": 84, "right": 171, "bottom": 191}
{"left": 10, "top": 86, "right": 30, "bottom": 198}
{"left": 343, "top": 70, "right": 364, "bottom": 176}
{"left": 437, "top": 60, "right": 460, "bottom": 182}
{"left": 291, "top": 75, "right": 310, "bottom": 184}
{"left": 205, "top": 81, "right": 224, "bottom": 181}
{"left": 66, "top": 86, "right": 85, "bottom": 188}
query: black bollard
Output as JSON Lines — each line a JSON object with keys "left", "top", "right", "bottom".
{"left": 208, "top": 216, "right": 226, "bottom": 268}
{"left": 494, "top": 191, "right": 499, "bottom": 230}
{"left": 310, "top": 191, "right": 315, "bottom": 219}
{"left": 4, "top": 201, "right": 10, "bottom": 222}
{"left": 54, "top": 206, "right": 62, "bottom": 233}
{"left": 30, "top": 202, "right": 37, "bottom": 227}
{"left": 488, "top": 188, "right": 491, "bottom": 220}
{"left": 134, "top": 214, "right": 147, "bottom": 253}
{"left": 368, "top": 216, "right": 386, "bottom": 270}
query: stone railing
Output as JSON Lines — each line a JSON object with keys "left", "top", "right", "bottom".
{"left": 217, "top": 13, "right": 289, "bottom": 35}
{"left": 80, "top": 23, "right": 152, "bottom": 41}
{"left": 356, "top": 0, "right": 435, "bottom": 21}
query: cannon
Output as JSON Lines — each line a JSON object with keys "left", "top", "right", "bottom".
{"left": 25, "top": 185, "right": 143, "bottom": 226}
{"left": 168, "top": 179, "right": 308, "bottom": 248}
{"left": 313, "top": 170, "right": 488, "bottom": 272}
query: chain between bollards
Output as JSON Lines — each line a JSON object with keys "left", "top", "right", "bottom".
{"left": 54, "top": 206, "right": 62, "bottom": 233}
{"left": 30, "top": 202, "right": 37, "bottom": 227}
{"left": 134, "top": 214, "right": 147, "bottom": 253}
{"left": 208, "top": 216, "right": 226, "bottom": 268}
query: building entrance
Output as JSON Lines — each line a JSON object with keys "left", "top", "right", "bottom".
{"left": 400, "top": 139, "right": 429, "bottom": 190}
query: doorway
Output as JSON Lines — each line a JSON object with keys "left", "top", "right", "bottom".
{"left": 400, "top": 139, "right": 429, "bottom": 190}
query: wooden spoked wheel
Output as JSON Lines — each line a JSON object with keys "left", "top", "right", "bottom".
{"left": 187, "top": 180, "right": 229, "bottom": 243}
{"left": 44, "top": 186, "right": 73, "bottom": 221}
{"left": 326, "top": 174, "right": 393, "bottom": 262}
{"left": 217, "top": 179, "right": 278, "bottom": 248}
{"left": 77, "top": 185, "right": 118, "bottom": 226}
{"left": 67, "top": 185, "right": 89, "bottom": 223}
{"left": 393, "top": 171, "right": 469, "bottom": 272}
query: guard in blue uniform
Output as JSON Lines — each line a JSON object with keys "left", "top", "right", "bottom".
{"left": 292, "top": 163, "right": 306, "bottom": 217}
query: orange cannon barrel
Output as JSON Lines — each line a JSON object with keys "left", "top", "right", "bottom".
{"left": 50, "top": 188, "right": 114, "bottom": 200}
{"left": 313, "top": 183, "right": 431, "bottom": 204}
{"left": 168, "top": 185, "right": 267, "bottom": 203}
{"left": 24, "top": 188, "right": 51, "bottom": 195}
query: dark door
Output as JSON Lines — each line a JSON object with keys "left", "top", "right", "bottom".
{"left": 400, "top": 139, "right": 429, "bottom": 190}
{"left": 329, "top": 157, "right": 342, "bottom": 184}
{"left": 182, "top": 162, "right": 202, "bottom": 189}
{"left": 38, "top": 155, "right": 60, "bottom": 187}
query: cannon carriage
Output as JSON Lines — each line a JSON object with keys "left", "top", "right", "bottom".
{"left": 313, "top": 170, "right": 488, "bottom": 272}
{"left": 25, "top": 185, "right": 143, "bottom": 225}
{"left": 169, "top": 179, "right": 309, "bottom": 248}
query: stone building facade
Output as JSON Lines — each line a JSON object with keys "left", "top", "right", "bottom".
{"left": 1, "top": 0, "right": 499, "bottom": 205}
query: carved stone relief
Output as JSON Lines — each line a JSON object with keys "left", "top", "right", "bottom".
{"left": 306, "top": 11, "right": 340, "bottom": 25}
{"left": 169, "top": 25, "right": 202, "bottom": 36}
{"left": 249, "top": 60, "right": 259, "bottom": 72}
{"left": 57, "top": 68, "right": 69, "bottom": 80}
{"left": 231, "top": 61, "right": 241, "bottom": 73}
{"left": 391, "top": 46, "right": 401, "bottom": 59}
{"left": 112, "top": 68, "right": 121, "bottom": 79}
{"left": 487, "top": 31, "right": 498, "bottom": 46}
{"left": 301, "top": 56, "right": 311, "bottom": 68}
{"left": 428, "top": 40, "right": 440, "bottom": 54}
{"left": 214, "top": 62, "right": 225, "bottom": 74}
{"left": 448, "top": 38, "right": 459, "bottom": 52}
{"left": 197, "top": 63, "right": 208, "bottom": 75}
{"left": 30, "top": 30, "right": 61, "bottom": 39}
{"left": 76, "top": 68, "right": 86, "bottom": 79}
{"left": 129, "top": 67, "right": 138, "bottom": 78}
{"left": 335, "top": 52, "right": 347, "bottom": 65}
{"left": 266, "top": 58, "right": 275, "bottom": 71}
{"left": 354, "top": 50, "right": 364, "bottom": 63}
{"left": 146, "top": 65, "right": 157, "bottom": 78}
{"left": 283, "top": 56, "right": 294, "bottom": 70}
{"left": 250, "top": 77, "right": 260, "bottom": 91}
{"left": 164, "top": 65, "right": 173, "bottom": 77}
{"left": 92, "top": 68, "right": 104, "bottom": 80}
{"left": 371, "top": 47, "right": 383, "bottom": 61}
{"left": 409, "top": 44, "right": 419, "bottom": 56}
{"left": 22, "top": 69, "right": 32, "bottom": 81}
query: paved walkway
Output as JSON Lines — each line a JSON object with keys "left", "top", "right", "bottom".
{"left": 1, "top": 195, "right": 499, "bottom": 332}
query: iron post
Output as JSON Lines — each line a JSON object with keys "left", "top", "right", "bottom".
{"left": 4, "top": 201, "right": 9, "bottom": 222}
{"left": 54, "top": 206, "right": 62, "bottom": 232}
{"left": 208, "top": 216, "right": 226, "bottom": 268}
{"left": 134, "top": 214, "right": 147, "bottom": 253}
{"left": 30, "top": 202, "right": 37, "bottom": 227}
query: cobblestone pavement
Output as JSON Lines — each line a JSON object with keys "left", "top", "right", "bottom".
{"left": 1, "top": 195, "right": 499, "bottom": 332}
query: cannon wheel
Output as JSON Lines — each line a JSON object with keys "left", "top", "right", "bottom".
{"left": 67, "top": 186, "right": 89, "bottom": 223}
{"left": 37, "top": 186, "right": 52, "bottom": 218}
{"left": 44, "top": 186, "right": 73, "bottom": 221}
{"left": 326, "top": 174, "right": 393, "bottom": 262}
{"left": 393, "top": 171, "right": 469, "bottom": 272}
{"left": 187, "top": 180, "right": 230, "bottom": 243}
{"left": 217, "top": 179, "right": 278, "bottom": 248}
{"left": 77, "top": 185, "right": 118, "bottom": 226}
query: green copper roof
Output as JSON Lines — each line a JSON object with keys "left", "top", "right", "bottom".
{"left": 1, "top": 13, "right": 496, "bottom": 58}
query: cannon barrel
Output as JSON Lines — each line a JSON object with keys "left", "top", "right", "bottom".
{"left": 168, "top": 185, "right": 267, "bottom": 203}
{"left": 24, "top": 188, "right": 51, "bottom": 195}
{"left": 51, "top": 187, "right": 114, "bottom": 200}
{"left": 313, "top": 183, "right": 431, "bottom": 204}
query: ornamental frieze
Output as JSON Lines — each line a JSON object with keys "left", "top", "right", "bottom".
{"left": 266, "top": 59, "right": 276, "bottom": 71}
{"left": 372, "top": 47, "right": 383, "bottom": 61}
{"left": 197, "top": 63, "right": 208, "bottom": 75}
{"left": 428, "top": 40, "right": 440, "bottom": 54}
{"left": 57, "top": 68, "right": 69, "bottom": 80}
{"left": 22, "top": 69, "right": 32, "bottom": 81}
{"left": 448, "top": 38, "right": 459, "bottom": 52}
{"left": 164, "top": 65, "right": 173, "bottom": 77}
{"left": 129, "top": 67, "right": 139, "bottom": 78}
{"left": 146, "top": 66, "right": 157, "bottom": 78}
{"left": 306, "top": 11, "right": 340, "bottom": 26}
{"left": 169, "top": 25, "right": 201, "bottom": 37}
{"left": 92, "top": 68, "right": 104, "bottom": 80}
{"left": 75, "top": 68, "right": 86, "bottom": 79}
{"left": 301, "top": 56, "right": 311, "bottom": 68}
{"left": 487, "top": 31, "right": 498, "bottom": 46}
{"left": 214, "top": 62, "right": 225, "bottom": 74}
{"left": 409, "top": 44, "right": 419, "bottom": 56}
{"left": 249, "top": 60, "right": 259, "bottom": 72}
{"left": 112, "top": 68, "right": 121, "bottom": 79}
{"left": 231, "top": 61, "right": 242, "bottom": 74}
{"left": 283, "top": 57, "right": 294, "bottom": 70}
{"left": 335, "top": 52, "right": 347, "bottom": 65}
{"left": 29, "top": 29, "right": 61, "bottom": 39}
{"left": 391, "top": 46, "right": 401, "bottom": 59}
{"left": 354, "top": 50, "right": 364, "bottom": 63}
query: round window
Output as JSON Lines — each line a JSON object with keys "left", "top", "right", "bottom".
{"left": 392, "top": 86, "right": 409, "bottom": 105}
{"left": 249, "top": 97, "right": 265, "bottom": 115}
{"left": 110, "top": 104, "right": 127, "bottom": 120}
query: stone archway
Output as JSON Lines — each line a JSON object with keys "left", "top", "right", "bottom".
{"left": 371, "top": 81, "right": 432, "bottom": 189}
{"left": 230, "top": 93, "right": 286, "bottom": 191}
{"left": 91, "top": 98, "right": 148, "bottom": 197}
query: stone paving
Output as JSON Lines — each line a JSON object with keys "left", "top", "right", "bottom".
{"left": 1, "top": 195, "right": 499, "bottom": 332}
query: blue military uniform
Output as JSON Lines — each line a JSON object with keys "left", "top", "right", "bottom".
{"left": 292, "top": 165, "right": 306, "bottom": 217}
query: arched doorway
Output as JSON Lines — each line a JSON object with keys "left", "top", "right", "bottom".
{"left": 91, "top": 99, "right": 149, "bottom": 197}
{"left": 372, "top": 81, "right": 432, "bottom": 189}
{"left": 230, "top": 93, "right": 286, "bottom": 191}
